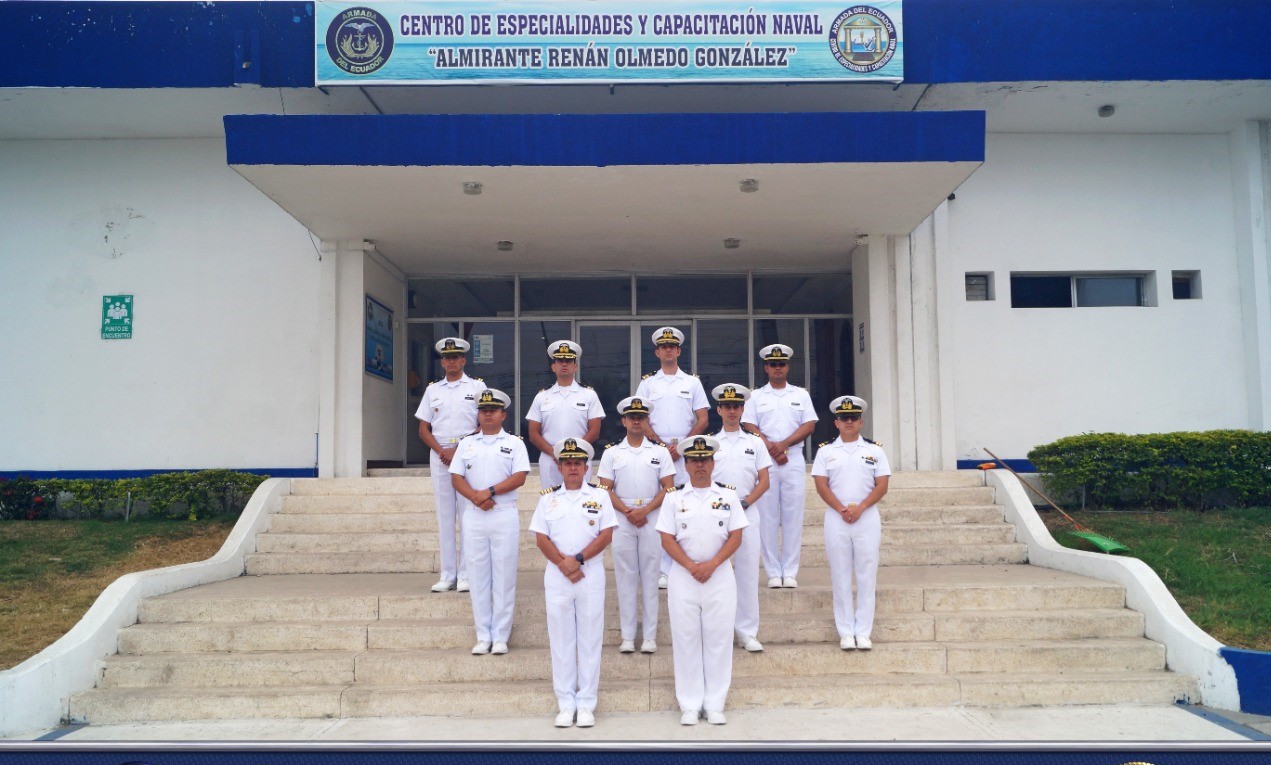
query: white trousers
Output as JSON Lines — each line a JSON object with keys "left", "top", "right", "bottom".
{"left": 430, "top": 448, "right": 466, "bottom": 582}
{"left": 758, "top": 454, "right": 806, "bottom": 579}
{"left": 544, "top": 560, "right": 606, "bottom": 713}
{"left": 668, "top": 562, "right": 737, "bottom": 713}
{"left": 824, "top": 507, "right": 881, "bottom": 638}
{"left": 611, "top": 506, "right": 661, "bottom": 641}
{"left": 733, "top": 506, "right": 762, "bottom": 638}
{"left": 462, "top": 506, "right": 519, "bottom": 643}
{"left": 537, "top": 455, "right": 594, "bottom": 491}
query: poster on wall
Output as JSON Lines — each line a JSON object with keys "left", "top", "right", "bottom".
{"left": 365, "top": 295, "right": 395, "bottom": 382}
{"left": 316, "top": 1, "right": 902, "bottom": 85}
{"left": 101, "top": 295, "right": 133, "bottom": 340}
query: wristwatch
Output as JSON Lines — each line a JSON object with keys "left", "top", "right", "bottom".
{"left": 574, "top": 552, "right": 586, "bottom": 564}
{"left": 487, "top": 486, "right": 497, "bottom": 496}
{"left": 740, "top": 500, "right": 750, "bottom": 509}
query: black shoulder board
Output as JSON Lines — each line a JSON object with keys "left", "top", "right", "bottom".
{"left": 641, "top": 372, "right": 653, "bottom": 380}
{"left": 551, "top": 484, "right": 563, "bottom": 492}
{"left": 715, "top": 481, "right": 736, "bottom": 491}
{"left": 818, "top": 440, "right": 832, "bottom": 448}
{"left": 865, "top": 437, "right": 883, "bottom": 447}
{"left": 539, "top": 487, "right": 554, "bottom": 495}
{"left": 584, "top": 384, "right": 594, "bottom": 389}
{"left": 604, "top": 441, "right": 618, "bottom": 449}
{"left": 588, "top": 480, "right": 602, "bottom": 488}
{"left": 473, "top": 377, "right": 483, "bottom": 381}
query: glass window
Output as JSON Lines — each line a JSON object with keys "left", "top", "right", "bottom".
{"left": 753, "top": 274, "right": 851, "bottom": 314}
{"left": 695, "top": 319, "right": 751, "bottom": 435}
{"left": 637, "top": 276, "right": 746, "bottom": 314}
{"left": 809, "top": 319, "right": 853, "bottom": 450}
{"left": 518, "top": 320, "right": 572, "bottom": 461}
{"left": 407, "top": 278, "right": 514, "bottom": 319}
{"left": 463, "top": 321, "right": 516, "bottom": 416}
{"left": 521, "top": 277, "right": 631, "bottom": 315}
{"left": 1010, "top": 275, "right": 1072, "bottom": 308}
{"left": 965, "top": 273, "right": 994, "bottom": 301}
{"left": 1172, "top": 271, "right": 1200, "bottom": 300}
{"left": 577, "top": 324, "right": 634, "bottom": 451}
{"left": 1076, "top": 276, "right": 1142, "bottom": 307}
{"left": 406, "top": 321, "right": 460, "bottom": 464}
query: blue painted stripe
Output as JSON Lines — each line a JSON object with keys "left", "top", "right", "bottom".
{"left": 0, "top": 468, "right": 317, "bottom": 480}
{"left": 225, "top": 111, "right": 986, "bottom": 168}
{"left": 4, "top": 2, "right": 1271, "bottom": 89}
{"left": 1221, "top": 646, "right": 1271, "bottom": 716}
{"left": 1176, "top": 703, "right": 1271, "bottom": 741}
{"left": 0, "top": 1, "right": 314, "bottom": 88}
{"left": 956, "top": 458, "right": 1037, "bottom": 473}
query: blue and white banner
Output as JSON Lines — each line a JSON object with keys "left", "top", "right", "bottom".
{"left": 316, "top": 1, "right": 902, "bottom": 84}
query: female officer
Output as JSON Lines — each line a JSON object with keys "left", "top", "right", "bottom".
{"left": 656, "top": 435, "right": 748, "bottom": 726}
{"left": 529, "top": 438, "right": 617, "bottom": 728}
{"left": 810, "top": 395, "right": 891, "bottom": 651}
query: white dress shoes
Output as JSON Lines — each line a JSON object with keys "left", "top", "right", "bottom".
{"left": 839, "top": 635, "right": 856, "bottom": 651}
{"left": 782, "top": 576, "right": 798, "bottom": 588}
{"left": 575, "top": 709, "right": 595, "bottom": 728}
{"left": 431, "top": 579, "right": 456, "bottom": 593}
{"left": 740, "top": 635, "right": 764, "bottom": 652}
{"left": 640, "top": 640, "right": 657, "bottom": 653}
{"left": 705, "top": 710, "right": 727, "bottom": 725}
{"left": 658, "top": 574, "right": 669, "bottom": 589}
{"left": 619, "top": 640, "right": 636, "bottom": 653}
{"left": 680, "top": 711, "right": 700, "bottom": 726}
{"left": 456, "top": 579, "right": 471, "bottom": 592}
{"left": 554, "top": 710, "right": 574, "bottom": 728}
{"left": 855, "top": 635, "right": 873, "bottom": 650}
{"left": 472, "top": 640, "right": 491, "bottom": 655}
{"left": 491, "top": 641, "right": 509, "bottom": 655}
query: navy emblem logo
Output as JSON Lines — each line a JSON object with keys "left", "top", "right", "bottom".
{"left": 829, "top": 6, "right": 897, "bottom": 73}
{"left": 326, "top": 7, "right": 394, "bottom": 76}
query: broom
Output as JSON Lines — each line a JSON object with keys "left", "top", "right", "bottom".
{"left": 982, "top": 448, "right": 1129, "bottom": 554}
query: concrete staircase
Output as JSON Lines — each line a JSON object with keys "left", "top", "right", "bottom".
{"left": 68, "top": 471, "right": 1196, "bottom": 724}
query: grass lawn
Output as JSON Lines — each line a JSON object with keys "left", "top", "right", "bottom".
{"left": 0, "top": 518, "right": 235, "bottom": 670}
{"left": 1041, "top": 507, "right": 1271, "bottom": 651}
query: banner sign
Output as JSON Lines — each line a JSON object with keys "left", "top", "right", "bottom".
{"left": 101, "top": 294, "right": 133, "bottom": 340}
{"left": 364, "top": 295, "right": 395, "bottom": 382}
{"left": 316, "top": 1, "right": 903, "bottom": 85}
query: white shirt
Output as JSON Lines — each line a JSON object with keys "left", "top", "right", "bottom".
{"left": 596, "top": 437, "right": 676, "bottom": 500}
{"left": 712, "top": 428, "right": 774, "bottom": 498}
{"left": 528, "top": 484, "right": 619, "bottom": 558}
{"left": 526, "top": 381, "right": 605, "bottom": 444}
{"left": 810, "top": 436, "right": 892, "bottom": 506}
{"left": 656, "top": 484, "right": 749, "bottom": 563}
{"left": 449, "top": 429, "right": 531, "bottom": 510}
{"left": 414, "top": 374, "right": 487, "bottom": 443}
{"left": 634, "top": 368, "right": 709, "bottom": 442}
{"left": 742, "top": 383, "right": 818, "bottom": 444}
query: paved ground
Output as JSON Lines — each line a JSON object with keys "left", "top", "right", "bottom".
{"left": 10, "top": 705, "right": 1270, "bottom": 743}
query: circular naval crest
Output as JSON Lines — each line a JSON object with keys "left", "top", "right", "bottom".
{"left": 326, "top": 6, "right": 394, "bottom": 75}
{"left": 828, "top": 6, "right": 897, "bottom": 73}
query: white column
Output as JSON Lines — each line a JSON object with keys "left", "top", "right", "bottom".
{"left": 851, "top": 236, "right": 901, "bottom": 458}
{"left": 1229, "top": 121, "right": 1271, "bottom": 430}
{"left": 317, "top": 239, "right": 373, "bottom": 477}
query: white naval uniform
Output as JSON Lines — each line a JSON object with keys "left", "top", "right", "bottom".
{"left": 449, "top": 430, "right": 530, "bottom": 644}
{"left": 596, "top": 437, "right": 676, "bottom": 641}
{"left": 414, "top": 373, "right": 486, "bottom": 582}
{"left": 526, "top": 382, "right": 605, "bottom": 487}
{"left": 656, "top": 483, "right": 749, "bottom": 714}
{"left": 634, "top": 369, "right": 709, "bottom": 484}
{"left": 712, "top": 428, "right": 773, "bottom": 640}
{"left": 742, "top": 383, "right": 818, "bottom": 580}
{"left": 528, "top": 483, "right": 618, "bottom": 714}
{"left": 811, "top": 437, "right": 891, "bottom": 639}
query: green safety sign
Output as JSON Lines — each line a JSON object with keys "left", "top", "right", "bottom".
{"left": 102, "top": 295, "right": 133, "bottom": 339}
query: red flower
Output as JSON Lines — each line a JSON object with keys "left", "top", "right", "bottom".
{"left": 33, "top": 496, "right": 44, "bottom": 503}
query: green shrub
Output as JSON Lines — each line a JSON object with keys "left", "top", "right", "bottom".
{"left": 0, "top": 470, "right": 268, "bottom": 521}
{"left": 1028, "top": 430, "right": 1271, "bottom": 510}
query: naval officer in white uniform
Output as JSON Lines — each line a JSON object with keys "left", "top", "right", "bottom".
{"left": 596, "top": 396, "right": 676, "bottom": 654}
{"left": 811, "top": 395, "right": 891, "bottom": 651}
{"left": 657, "top": 435, "right": 748, "bottom": 726}
{"left": 449, "top": 388, "right": 530, "bottom": 656}
{"left": 742, "top": 343, "right": 818, "bottom": 588}
{"left": 529, "top": 437, "right": 617, "bottom": 729}
{"left": 634, "top": 326, "right": 709, "bottom": 588}
{"left": 415, "top": 337, "right": 486, "bottom": 593}
{"left": 526, "top": 340, "right": 604, "bottom": 488}
{"left": 710, "top": 383, "right": 772, "bottom": 653}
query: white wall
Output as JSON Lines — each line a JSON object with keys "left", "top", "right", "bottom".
{"left": 362, "top": 251, "right": 407, "bottom": 464}
{"left": 945, "top": 132, "right": 1250, "bottom": 462}
{"left": 0, "top": 139, "right": 322, "bottom": 473}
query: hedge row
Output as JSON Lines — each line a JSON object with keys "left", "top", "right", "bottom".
{"left": 0, "top": 470, "right": 268, "bottom": 521}
{"left": 1027, "top": 430, "right": 1271, "bottom": 510}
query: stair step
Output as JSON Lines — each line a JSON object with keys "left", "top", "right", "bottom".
{"left": 118, "top": 621, "right": 368, "bottom": 654}
{"left": 69, "top": 685, "right": 345, "bottom": 724}
{"left": 954, "top": 671, "right": 1197, "bottom": 706}
{"left": 945, "top": 638, "right": 1166, "bottom": 673}
{"left": 933, "top": 609, "right": 1144, "bottom": 641}
{"left": 98, "top": 651, "right": 359, "bottom": 688}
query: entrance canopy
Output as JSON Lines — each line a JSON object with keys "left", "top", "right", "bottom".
{"left": 226, "top": 111, "right": 983, "bottom": 273}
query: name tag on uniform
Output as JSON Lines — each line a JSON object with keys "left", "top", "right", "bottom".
{"left": 574, "top": 401, "right": 588, "bottom": 408}
{"left": 863, "top": 455, "right": 877, "bottom": 465}
{"left": 583, "top": 500, "right": 601, "bottom": 512}
{"left": 790, "top": 401, "right": 802, "bottom": 408}
{"left": 463, "top": 394, "right": 475, "bottom": 401}
{"left": 650, "top": 458, "right": 661, "bottom": 465}
{"left": 501, "top": 446, "right": 512, "bottom": 454}
{"left": 744, "top": 448, "right": 755, "bottom": 455}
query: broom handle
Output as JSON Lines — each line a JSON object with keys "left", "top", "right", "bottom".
{"left": 983, "top": 448, "right": 1088, "bottom": 532}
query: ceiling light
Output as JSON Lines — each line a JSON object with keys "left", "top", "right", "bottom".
{"left": 724, "top": 238, "right": 741, "bottom": 249}
{"left": 497, "top": 241, "right": 514, "bottom": 251}
{"left": 1097, "top": 105, "right": 1115, "bottom": 118}
{"left": 740, "top": 179, "right": 758, "bottom": 193}
{"left": 464, "top": 182, "right": 483, "bottom": 195}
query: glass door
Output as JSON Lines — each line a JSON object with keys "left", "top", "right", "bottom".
{"left": 577, "top": 323, "right": 635, "bottom": 449}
